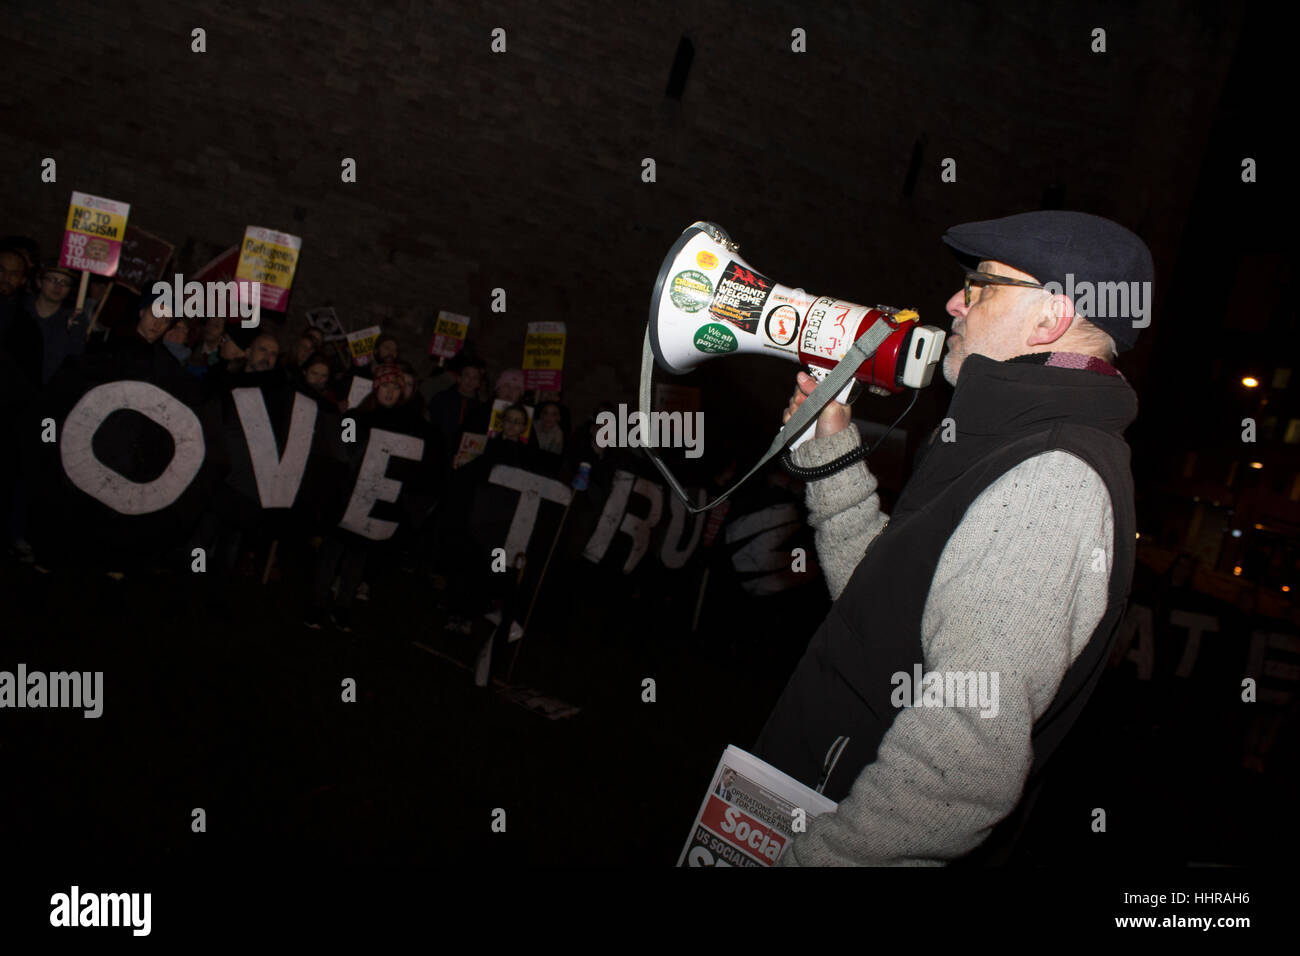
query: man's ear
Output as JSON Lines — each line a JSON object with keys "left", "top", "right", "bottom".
{"left": 1026, "top": 293, "right": 1075, "bottom": 348}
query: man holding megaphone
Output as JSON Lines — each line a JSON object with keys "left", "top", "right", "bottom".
{"left": 754, "top": 211, "right": 1152, "bottom": 865}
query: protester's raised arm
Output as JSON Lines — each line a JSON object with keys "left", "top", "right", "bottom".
{"left": 781, "top": 372, "right": 886, "bottom": 601}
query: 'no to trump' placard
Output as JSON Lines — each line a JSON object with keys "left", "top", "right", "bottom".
{"left": 523, "top": 321, "right": 566, "bottom": 390}
{"left": 235, "top": 226, "right": 301, "bottom": 311}
{"left": 59, "top": 191, "right": 131, "bottom": 277}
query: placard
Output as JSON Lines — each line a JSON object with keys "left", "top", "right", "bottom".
{"left": 429, "top": 310, "right": 471, "bottom": 358}
{"left": 234, "top": 226, "right": 301, "bottom": 311}
{"left": 346, "top": 376, "right": 373, "bottom": 409}
{"left": 346, "top": 325, "right": 383, "bottom": 366}
{"left": 487, "top": 399, "right": 534, "bottom": 440}
{"left": 113, "top": 225, "right": 174, "bottom": 293}
{"left": 305, "top": 306, "right": 347, "bottom": 342}
{"left": 59, "top": 191, "right": 131, "bottom": 277}
{"left": 522, "top": 321, "right": 566, "bottom": 390}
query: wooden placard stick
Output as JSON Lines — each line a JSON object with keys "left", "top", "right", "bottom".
{"left": 74, "top": 269, "right": 90, "bottom": 311}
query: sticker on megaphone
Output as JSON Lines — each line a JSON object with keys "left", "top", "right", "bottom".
{"left": 648, "top": 222, "right": 946, "bottom": 398}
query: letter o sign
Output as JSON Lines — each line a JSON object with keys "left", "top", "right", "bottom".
{"left": 60, "top": 381, "right": 206, "bottom": 515}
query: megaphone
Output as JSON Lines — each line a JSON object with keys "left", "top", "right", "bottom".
{"left": 639, "top": 221, "right": 946, "bottom": 512}
{"left": 648, "top": 222, "right": 946, "bottom": 449}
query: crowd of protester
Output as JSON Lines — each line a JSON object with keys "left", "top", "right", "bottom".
{"left": 0, "top": 234, "right": 629, "bottom": 641}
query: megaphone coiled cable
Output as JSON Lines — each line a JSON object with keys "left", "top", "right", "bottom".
{"left": 779, "top": 388, "right": 920, "bottom": 480}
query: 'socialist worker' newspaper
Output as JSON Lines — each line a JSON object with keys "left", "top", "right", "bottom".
{"left": 678, "top": 745, "right": 838, "bottom": 867}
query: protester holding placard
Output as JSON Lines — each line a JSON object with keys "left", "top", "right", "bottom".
{"left": 11, "top": 265, "right": 97, "bottom": 387}
{"left": 461, "top": 404, "right": 541, "bottom": 478}
{"left": 306, "top": 362, "right": 441, "bottom": 631}
{"left": 429, "top": 350, "right": 489, "bottom": 462}
{"left": 32, "top": 284, "right": 214, "bottom": 575}
{"left": 88, "top": 286, "right": 188, "bottom": 376}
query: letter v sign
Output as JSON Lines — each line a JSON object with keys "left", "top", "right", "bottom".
{"left": 231, "top": 387, "right": 319, "bottom": 507}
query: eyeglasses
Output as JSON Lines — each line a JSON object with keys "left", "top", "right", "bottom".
{"left": 42, "top": 275, "right": 74, "bottom": 288}
{"left": 963, "top": 270, "right": 1047, "bottom": 307}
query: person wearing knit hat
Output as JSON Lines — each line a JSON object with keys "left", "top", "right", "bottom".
{"left": 757, "top": 210, "right": 1147, "bottom": 867}
{"left": 371, "top": 361, "right": 405, "bottom": 404}
{"left": 428, "top": 351, "right": 489, "bottom": 461}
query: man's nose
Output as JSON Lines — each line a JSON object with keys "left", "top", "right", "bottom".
{"left": 945, "top": 289, "right": 968, "bottom": 321}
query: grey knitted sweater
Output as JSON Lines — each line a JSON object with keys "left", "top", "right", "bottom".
{"left": 779, "top": 423, "right": 1113, "bottom": 866}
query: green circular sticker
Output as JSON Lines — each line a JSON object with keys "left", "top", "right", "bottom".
{"left": 693, "top": 322, "right": 738, "bottom": 354}
{"left": 670, "top": 270, "right": 713, "bottom": 313}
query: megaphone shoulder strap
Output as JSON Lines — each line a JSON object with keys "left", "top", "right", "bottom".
{"left": 639, "top": 316, "right": 899, "bottom": 513}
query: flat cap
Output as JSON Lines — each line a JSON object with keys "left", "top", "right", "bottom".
{"left": 942, "top": 210, "right": 1154, "bottom": 351}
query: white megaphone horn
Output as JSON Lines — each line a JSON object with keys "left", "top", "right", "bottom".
{"left": 640, "top": 221, "right": 946, "bottom": 511}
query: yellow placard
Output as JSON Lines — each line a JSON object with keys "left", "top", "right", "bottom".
{"left": 235, "top": 226, "right": 301, "bottom": 310}
{"left": 523, "top": 333, "right": 566, "bottom": 371}
{"left": 488, "top": 399, "right": 534, "bottom": 440}
{"left": 436, "top": 315, "right": 469, "bottom": 339}
{"left": 65, "top": 199, "right": 128, "bottom": 242}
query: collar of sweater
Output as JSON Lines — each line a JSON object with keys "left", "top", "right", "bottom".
{"left": 944, "top": 351, "right": 1138, "bottom": 438}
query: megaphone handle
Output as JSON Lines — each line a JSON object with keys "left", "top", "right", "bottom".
{"left": 789, "top": 366, "right": 853, "bottom": 450}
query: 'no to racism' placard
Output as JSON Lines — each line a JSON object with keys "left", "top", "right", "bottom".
{"left": 429, "top": 310, "right": 471, "bottom": 359}
{"left": 59, "top": 191, "right": 131, "bottom": 276}
{"left": 235, "top": 226, "right": 301, "bottom": 311}
{"left": 522, "top": 321, "right": 566, "bottom": 390}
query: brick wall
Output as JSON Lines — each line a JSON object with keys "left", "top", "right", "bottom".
{"left": 1, "top": 0, "right": 1244, "bottom": 421}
